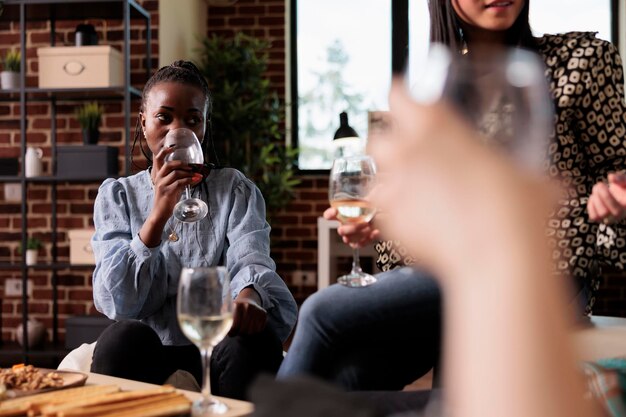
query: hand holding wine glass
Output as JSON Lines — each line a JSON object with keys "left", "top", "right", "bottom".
{"left": 178, "top": 267, "right": 233, "bottom": 416}
{"left": 164, "top": 128, "right": 209, "bottom": 223}
{"left": 329, "top": 155, "right": 377, "bottom": 287}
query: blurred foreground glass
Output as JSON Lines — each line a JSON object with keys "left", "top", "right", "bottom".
{"left": 329, "top": 155, "right": 377, "bottom": 287}
{"left": 164, "top": 128, "right": 209, "bottom": 223}
{"left": 177, "top": 267, "right": 233, "bottom": 415}
{"left": 411, "top": 44, "right": 553, "bottom": 174}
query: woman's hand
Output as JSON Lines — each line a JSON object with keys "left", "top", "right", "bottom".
{"left": 150, "top": 147, "right": 200, "bottom": 220}
{"left": 229, "top": 287, "right": 267, "bottom": 337}
{"left": 323, "top": 207, "right": 380, "bottom": 248}
{"left": 587, "top": 172, "right": 626, "bottom": 224}
{"left": 138, "top": 147, "right": 200, "bottom": 247}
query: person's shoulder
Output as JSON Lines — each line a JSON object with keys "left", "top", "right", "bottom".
{"left": 97, "top": 171, "right": 147, "bottom": 195}
{"left": 538, "top": 31, "right": 616, "bottom": 56}
{"left": 210, "top": 167, "right": 255, "bottom": 188}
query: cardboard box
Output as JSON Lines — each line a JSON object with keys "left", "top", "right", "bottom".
{"left": 56, "top": 145, "right": 118, "bottom": 179}
{"left": 68, "top": 229, "right": 95, "bottom": 265}
{"left": 37, "top": 45, "right": 123, "bottom": 88}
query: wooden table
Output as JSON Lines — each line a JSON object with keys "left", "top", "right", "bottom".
{"left": 574, "top": 315, "right": 626, "bottom": 361}
{"left": 85, "top": 372, "right": 253, "bottom": 416}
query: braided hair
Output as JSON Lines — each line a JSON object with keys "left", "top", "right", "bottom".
{"left": 131, "top": 60, "right": 220, "bottom": 170}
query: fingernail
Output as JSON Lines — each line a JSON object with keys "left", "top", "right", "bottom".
{"left": 192, "top": 173, "right": 202, "bottom": 181}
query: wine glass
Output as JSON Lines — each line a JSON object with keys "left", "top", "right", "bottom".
{"left": 177, "top": 266, "right": 234, "bottom": 416}
{"left": 164, "top": 128, "right": 209, "bottom": 223}
{"left": 329, "top": 155, "right": 377, "bottom": 287}
{"left": 412, "top": 44, "right": 553, "bottom": 174}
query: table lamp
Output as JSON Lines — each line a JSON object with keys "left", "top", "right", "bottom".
{"left": 333, "top": 112, "right": 363, "bottom": 159}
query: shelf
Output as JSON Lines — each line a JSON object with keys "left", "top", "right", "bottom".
{"left": 0, "top": 263, "right": 95, "bottom": 270}
{"left": 0, "top": 341, "right": 68, "bottom": 356}
{"left": 0, "top": 87, "right": 142, "bottom": 102}
{"left": 0, "top": 342, "right": 69, "bottom": 367}
{"left": 1, "top": 0, "right": 150, "bottom": 21}
{"left": 0, "top": 175, "right": 118, "bottom": 183}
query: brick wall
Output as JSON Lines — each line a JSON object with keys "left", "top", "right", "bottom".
{"left": 1, "top": 0, "right": 625, "bottom": 352}
{"left": 206, "top": 0, "right": 322, "bottom": 303}
{"left": 0, "top": 0, "right": 159, "bottom": 347}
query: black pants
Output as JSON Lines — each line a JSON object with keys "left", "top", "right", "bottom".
{"left": 90, "top": 320, "right": 283, "bottom": 400}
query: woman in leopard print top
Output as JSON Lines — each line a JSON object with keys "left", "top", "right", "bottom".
{"left": 376, "top": 30, "right": 626, "bottom": 314}
{"left": 279, "top": 0, "right": 626, "bottom": 394}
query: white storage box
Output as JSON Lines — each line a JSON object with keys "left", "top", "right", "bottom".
{"left": 69, "top": 229, "right": 96, "bottom": 265}
{"left": 37, "top": 46, "right": 123, "bottom": 88}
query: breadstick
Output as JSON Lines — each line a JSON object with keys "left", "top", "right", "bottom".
{"left": 40, "top": 386, "right": 176, "bottom": 415}
{"left": 57, "top": 393, "right": 189, "bottom": 417}
{"left": 0, "top": 385, "right": 119, "bottom": 417}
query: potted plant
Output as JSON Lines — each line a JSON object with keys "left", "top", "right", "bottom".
{"left": 18, "top": 237, "right": 42, "bottom": 266}
{"left": 1, "top": 49, "right": 21, "bottom": 90}
{"left": 75, "top": 101, "right": 104, "bottom": 145}
{"left": 198, "top": 33, "right": 299, "bottom": 221}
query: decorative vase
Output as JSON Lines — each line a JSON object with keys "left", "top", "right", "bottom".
{"left": 25, "top": 249, "right": 38, "bottom": 266}
{"left": 25, "top": 146, "right": 43, "bottom": 177}
{"left": 0, "top": 71, "right": 20, "bottom": 90}
{"left": 15, "top": 319, "right": 46, "bottom": 348}
{"left": 82, "top": 128, "right": 100, "bottom": 145}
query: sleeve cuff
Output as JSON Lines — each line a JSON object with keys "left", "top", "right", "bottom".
{"left": 231, "top": 282, "right": 273, "bottom": 311}
{"left": 129, "top": 234, "right": 161, "bottom": 263}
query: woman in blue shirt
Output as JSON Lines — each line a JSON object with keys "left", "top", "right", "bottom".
{"left": 90, "top": 60, "right": 297, "bottom": 400}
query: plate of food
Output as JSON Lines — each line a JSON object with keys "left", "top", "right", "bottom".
{"left": 0, "top": 364, "right": 87, "bottom": 399}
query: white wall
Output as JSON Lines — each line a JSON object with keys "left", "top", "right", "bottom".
{"left": 158, "top": 0, "right": 207, "bottom": 67}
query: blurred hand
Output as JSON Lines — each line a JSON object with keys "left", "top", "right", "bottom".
{"left": 229, "top": 287, "right": 267, "bottom": 337}
{"left": 587, "top": 172, "right": 626, "bottom": 224}
{"left": 323, "top": 207, "right": 380, "bottom": 248}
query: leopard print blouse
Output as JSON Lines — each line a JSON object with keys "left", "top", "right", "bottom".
{"left": 375, "top": 32, "right": 626, "bottom": 314}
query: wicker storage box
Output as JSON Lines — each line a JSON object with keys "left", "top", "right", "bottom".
{"left": 37, "top": 45, "right": 123, "bottom": 88}
{"left": 68, "top": 229, "right": 95, "bottom": 265}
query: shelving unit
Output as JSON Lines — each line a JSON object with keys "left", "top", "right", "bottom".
{"left": 0, "top": 0, "right": 151, "bottom": 366}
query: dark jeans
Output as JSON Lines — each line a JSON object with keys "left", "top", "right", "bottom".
{"left": 277, "top": 268, "right": 442, "bottom": 391}
{"left": 90, "top": 320, "right": 283, "bottom": 400}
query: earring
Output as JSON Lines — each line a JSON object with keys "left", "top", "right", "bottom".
{"left": 459, "top": 28, "right": 469, "bottom": 55}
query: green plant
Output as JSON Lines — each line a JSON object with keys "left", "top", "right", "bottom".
{"left": 17, "top": 237, "right": 42, "bottom": 254}
{"left": 197, "top": 33, "right": 300, "bottom": 219}
{"left": 3, "top": 49, "right": 20, "bottom": 72}
{"left": 75, "top": 101, "right": 104, "bottom": 131}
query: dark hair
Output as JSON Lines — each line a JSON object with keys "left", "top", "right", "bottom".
{"left": 428, "top": 0, "right": 537, "bottom": 53}
{"left": 131, "top": 60, "right": 219, "bottom": 169}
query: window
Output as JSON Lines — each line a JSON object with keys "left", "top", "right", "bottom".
{"left": 292, "top": 0, "right": 616, "bottom": 171}
{"left": 530, "top": 0, "right": 612, "bottom": 41}
{"left": 293, "top": 0, "right": 392, "bottom": 170}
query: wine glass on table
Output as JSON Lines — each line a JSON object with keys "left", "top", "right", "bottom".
{"left": 177, "top": 266, "right": 233, "bottom": 416}
{"left": 164, "top": 128, "right": 209, "bottom": 223}
{"left": 329, "top": 155, "right": 377, "bottom": 287}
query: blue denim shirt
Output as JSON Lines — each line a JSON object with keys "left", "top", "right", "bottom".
{"left": 91, "top": 167, "right": 297, "bottom": 345}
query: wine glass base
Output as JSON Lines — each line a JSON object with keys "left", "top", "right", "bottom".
{"left": 174, "top": 197, "right": 209, "bottom": 223}
{"left": 192, "top": 397, "right": 229, "bottom": 416}
{"left": 337, "top": 272, "right": 377, "bottom": 287}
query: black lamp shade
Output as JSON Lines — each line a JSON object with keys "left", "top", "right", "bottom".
{"left": 333, "top": 112, "right": 359, "bottom": 139}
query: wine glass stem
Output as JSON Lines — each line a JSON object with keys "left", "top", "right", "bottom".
{"left": 185, "top": 185, "right": 192, "bottom": 200}
{"left": 200, "top": 346, "right": 214, "bottom": 401}
{"left": 351, "top": 247, "right": 363, "bottom": 275}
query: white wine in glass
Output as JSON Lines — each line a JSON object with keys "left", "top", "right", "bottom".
{"left": 177, "top": 267, "right": 233, "bottom": 416}
{"left": 329, "top": 155, "right": 377, "bottom": 287}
